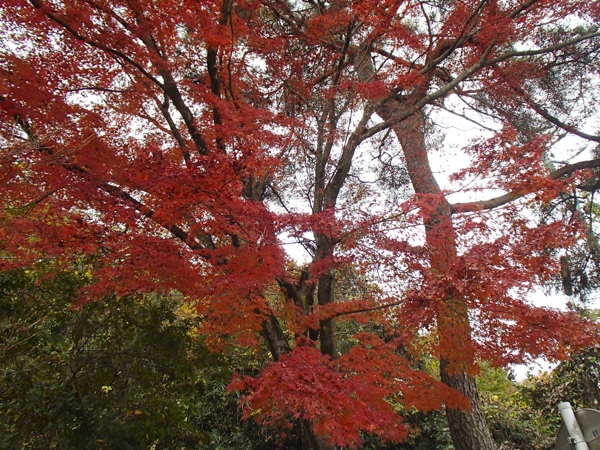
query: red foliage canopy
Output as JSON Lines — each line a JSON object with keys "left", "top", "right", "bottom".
{"left": 2, "top": 0, "right": 600, "bottom": 447}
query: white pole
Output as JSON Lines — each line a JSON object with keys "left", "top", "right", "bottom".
{"left": 558, "top": 402, "right": 590, "bottom": 450}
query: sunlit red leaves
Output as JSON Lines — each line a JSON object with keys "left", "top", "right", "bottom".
{"left": 198, "top": 289, "right": 271, "bottom": 350}
{"left": 453, "top": 130, "right": 552, "bottom": 189}
{"left": 449, "top": 219, "right": 600, "bottom": 365}
{"left": 0, "top": 211, "right": 99, "bottom": 271}
{"left": 230, "top": 338, "right": 467, "bottom": 448}
{"left": 390, "top": 200, "right": 592, "bottom": 369}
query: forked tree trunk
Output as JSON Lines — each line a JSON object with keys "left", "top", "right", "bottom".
{"left": 261, "top": 307, "right": 335, "bottom": 450}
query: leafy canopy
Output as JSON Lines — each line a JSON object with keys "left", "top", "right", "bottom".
{"left": 2, "top": 0, "right": 600, "bottom": 446}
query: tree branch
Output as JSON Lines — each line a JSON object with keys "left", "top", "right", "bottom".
{"left": 157, "top": 94, "right": 191, "bottom": 164}
{"left": 451, "top": 158, "right": 600, "bottom": 213}
{"left": 31, "top": 0, "right": 211, "bottom": 156}
{"left": 360, "top": 29, "right": 600, "bottom": 140}
{"left": 516, "top": 89, "right": 600, "bottom": 144}
{"left": 2, "top": 96, "right": 211, "bottom": 251}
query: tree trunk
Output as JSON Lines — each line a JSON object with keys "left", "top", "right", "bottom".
{"left": 261, "top": 311, "right": 291, "bottom": 361}
{"left": 262, "top": 313, "right": 335, "bottom": 450}
{"left": 441, "top": 359, "right": 497, "bottom": 450}
{"left": 382, "top": 106, "right": 497, "bottom": 450}
{"left": 355, "top": 40, "right": 497, "bottom": 442}
{"left": 300, "top": 420, "right": 336, "bottom": 450}
{"left": 318, "top": 272, "right": 338, "bottom": 359}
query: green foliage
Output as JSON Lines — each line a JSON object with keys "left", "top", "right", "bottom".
{"left": 519, "top": 346, "right": 600, "bottom": 415}
{"left": 0, "top": 266, "right": 280, "bottom": 449}
{"left": 480, "top": 391, "right": 555, "bottom": 450}
{"left": 4, "top": 263, "right": 599, "bottom": 450}
{"left": 480, "top": 365, "right": 545, "bottom": 449}
{"left": 377, "top": 410, "right": 453, "bottom": 450}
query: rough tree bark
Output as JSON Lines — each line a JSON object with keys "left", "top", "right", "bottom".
{"left": 385, "top": 108, "right": 497, "bottom": 450}
{"left": 350, "top": 39, "right": 496, "bottom": 447}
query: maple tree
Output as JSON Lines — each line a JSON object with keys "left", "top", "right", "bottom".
{"left": 2, "top": 0, "right": 600, "bottom": 448}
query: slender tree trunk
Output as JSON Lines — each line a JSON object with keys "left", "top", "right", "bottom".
{"left": 317, "top": 271, "right": 338, "bottom": 359}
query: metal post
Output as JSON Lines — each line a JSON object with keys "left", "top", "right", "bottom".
{"left": 558, "top": 402, "right": 590, "bottom": 450}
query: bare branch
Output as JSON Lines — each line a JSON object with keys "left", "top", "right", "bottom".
{"left": 517, "top": 89, "right": 600, "bottom": 144}
{"left": 451, "top": 158, "right": 600, "bottom": 213}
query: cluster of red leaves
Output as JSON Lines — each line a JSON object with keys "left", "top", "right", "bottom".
{"left": 395, "top": 215, "right": 599, "bottom": 367}
{"left": 229, "top": 334, "right": 467, "bottom": 448}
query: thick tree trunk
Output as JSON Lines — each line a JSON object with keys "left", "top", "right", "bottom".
{"left": 382, "top": 108, "right": 496, "bottom": 450}
{"left": 261, "top": 311, "right": 291, "bottom": 361}
{"left": 313, "top": 234, "right": 339, "bottom": 360}
{"left": 300, "top": 420, "right": 336, "bottom": 450}
{"left": 441, "top": 359, "right": 497, "bottom": 450}
{"left": 356, "top": 40, "right": 496, "bottom": 442}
